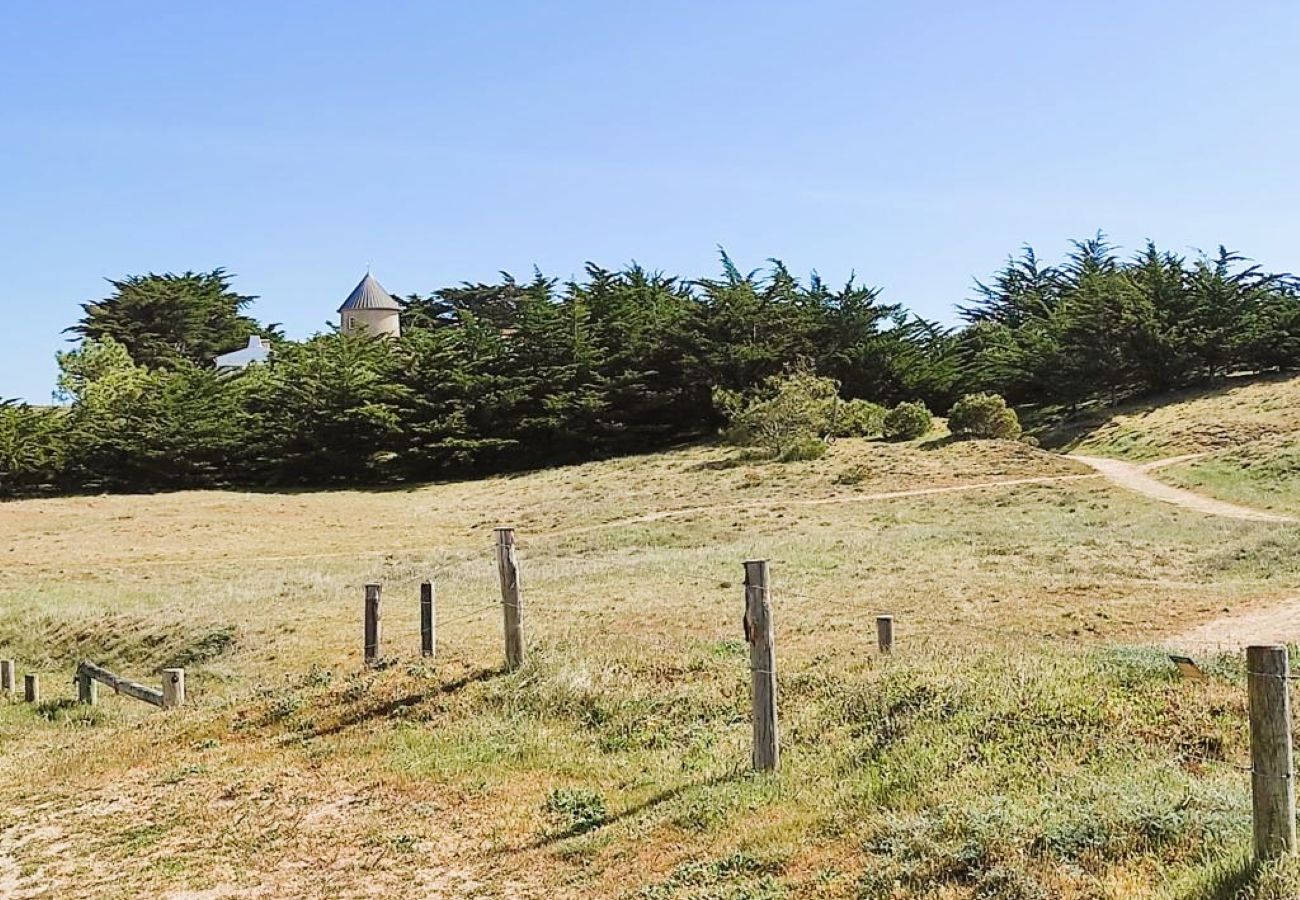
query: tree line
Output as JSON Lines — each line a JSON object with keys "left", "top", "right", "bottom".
{"left": 3, "top": 236, "right": 1298, "bottom": 495}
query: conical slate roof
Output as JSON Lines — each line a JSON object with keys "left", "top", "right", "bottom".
{"left": 338, "top": 273, "right": 400, "bottom": 312}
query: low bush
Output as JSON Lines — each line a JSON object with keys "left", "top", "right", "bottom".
{"left": 883, "top": 401, "right": 932, "bottom": 441}
{"left": 544, "top": 787, "right": 607, "bottom": 835}
{"left": 716, "top": 363, "right": 836, "bottom": 461}
{"left": 948, "top": 393, "right": 1022, "bottom": 440}
{"left": 834, "top": 464, "right": 870, "bottom": 485}
{"left": 777, "top": 434, "right": 828, "bottom": 462}
{"left": 832, "top": 399, "right": 887, "bottom": 438}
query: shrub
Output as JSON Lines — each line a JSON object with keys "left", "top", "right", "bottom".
{"left": 883, "top": 402, "right": 932, "bottom": 441}
{"left": 543, "top": 787, "right": 607, "bottom": 835}
{"left": 834, "top": 464, "right": 870, "bottom": 485}
{"left": 716, "top": 363, "right": 836, "bottom": 461}
{"left": 0, "top": 401, "right": 66, "bottom": 496}
{"left": 832, "top": 399, "right": 887, "bottom": 438}
{"left": 777, "top": 434, "right": 828, "bottom": 462}
{"left": 947, "top": 393, "right": 1022, "bottom": 440}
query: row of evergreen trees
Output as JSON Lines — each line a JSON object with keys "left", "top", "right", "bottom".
{"left": 3, "top": 238, "right": 1298, "bottom": 495}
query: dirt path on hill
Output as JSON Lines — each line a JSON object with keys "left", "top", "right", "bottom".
{"left": 547, "top": 472, "right": 1102, "bottom": 536}
{"left": 1064, "top": 451, "right": 1300, "bottom": 650}
{"left": 1067, "top": 454, "right": 1297, "bottom": 523}
{"left": 8, "top": 471, "right": 1104, "bottom": 571}
{"left": 1165, "top": 596, "right": 1300, "bottom": 652}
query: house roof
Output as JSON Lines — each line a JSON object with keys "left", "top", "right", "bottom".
{"left": 214, "top": 335, "right": 271, "bottom": 369}
{"left": 338, "top": 273, "right": 400, "bottom": 312}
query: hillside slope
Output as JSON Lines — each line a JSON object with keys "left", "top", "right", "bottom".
{"left": 1049, "top": 373, "right": 1300, "bottom": 516}
{"left": 3, "top": 435, "right": 1300, "bottom": 897}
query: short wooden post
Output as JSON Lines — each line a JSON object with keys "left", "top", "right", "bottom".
{"left": 876, "top": 616, "right": 894, "bottom": 654}
{"left": 420, "top": 581, "right": 436, "bottom": 659}
{"left": 496, "top": 528, "right": 524, "bottom": 670}
{"left": 77, "top": 668, "right": 98, "bottom": 705}
{"left": 744, "top": 559, "right": 779, "bottom": 772}
{"left": 23, "top": 674, "right": 39, "bottom": 704}
{"left": 1248, "top": 644, "right": 1296, "bottom": 860}
{"left": 364, "top": 582, "right": 382, "bottom": 667}
{"left": 161, "top": 668, "right": 185, "bottom": 709}
{"left": 0, "top": 659, "right": 14, "bottom": 695}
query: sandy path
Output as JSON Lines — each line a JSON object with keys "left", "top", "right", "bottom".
{"left": 1165, "top": 596, "right": 1300, "bottom": 652}
{"left": 1067, "top": 454, "right": 1296, "bottom": 523}
{"left": 1065, "top": 452, "right": 1300, "bottom": 649}
{"left": 549, "top": 471, "right": 1102, "bottom": 536}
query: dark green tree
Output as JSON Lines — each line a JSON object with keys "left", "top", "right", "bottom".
{"left": 69, "top": 269, "right": 277, "bottom": 369}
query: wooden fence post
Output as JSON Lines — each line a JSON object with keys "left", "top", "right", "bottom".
{"left": 162, "top": 669, "right": 185, "bottom": 709}
{"left": 744, "top": 559, "right": 779, "bottom": 772}
{"left": 496, "top": 528, "right": 524, "bottom": 670}
{"left": 0, "top": 660, "right": 13, "bottom": 695}
{"left": 77, "top": 668, "right": 98, "bottom": 705}
{"left": 23, "top": 674, "right": 39, "bottom": 704}
{"left": 364, "top": 583, "right": 382, "bottom": 667}
{"left": 421, "top": 581, "right": 436, "bottom": 659}
{"left": 876, "top": 616, "right": 894, "bottom": 654}
{"left": 1248, "top": 644, "right": 1296, "bottom": 860}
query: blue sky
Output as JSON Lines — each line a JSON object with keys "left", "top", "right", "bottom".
{"left": 4, "top": 1, "right": 1299, "bottom": 401}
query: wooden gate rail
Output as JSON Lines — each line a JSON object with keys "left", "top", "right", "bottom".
{"left": 76, "top": 661, "right": 184, "bottom": 709}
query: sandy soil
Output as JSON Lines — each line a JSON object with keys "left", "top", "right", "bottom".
{"left": 1067, "top": 454, "right": 1297, "bottom": 523}
{"left": 1067, "top": 452, "right": 1300, "bottom": 649}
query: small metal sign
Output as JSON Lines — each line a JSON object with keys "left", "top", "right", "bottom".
{"left": 1169, "top": 654, "right": 1206, "bottom": 680}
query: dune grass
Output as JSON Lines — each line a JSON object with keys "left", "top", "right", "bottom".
{"left": 2, "top": 437, "right": 1300, "bottom": 896}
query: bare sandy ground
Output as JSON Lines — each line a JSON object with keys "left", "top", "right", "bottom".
{"left": 1066, "top": 453, "right": 1300, "bottom": 649}
{"left": 1067, "top": 454, "right": 1296, "bottom": 523}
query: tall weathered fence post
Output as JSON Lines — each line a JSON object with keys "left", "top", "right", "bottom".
{"left": 496, "top": 528, "right": 524, "bottom": 670}
{"left": 421, "top": 581, "right": 437, "bottom": 659}
{"left": 77, "top": 667, "right": 98, "bottom": 705}
{"left": 162, "top": 668, "right": 185, "bottom": 708}
{"left": 744, "top": 559, "right": 779, "bottom": 772}
{"left": 876, "top": 615, "right": 894, "bottom": 654}
{"left": 0, "top": 660, "right": 14, "bottom": 695}
{"left": 364, "top": 582, "right": 382, "bottom": 667}
{"left": 1248, "top": 644, "right": 1296, "bottom": 860}
{"left": 23, "top": 674, "right": 39, "bottom": 704}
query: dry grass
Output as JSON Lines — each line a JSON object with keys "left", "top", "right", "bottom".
{"left": 1045, "top": 372, "right": 1300, "bottom": 518}
{"left": 1045, "top": 372, "right": 1300, "bottom": 461}
{"left": 2, "top": 435, "right": 1299, "bottom": 897}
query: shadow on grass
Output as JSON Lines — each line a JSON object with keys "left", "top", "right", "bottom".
{"left": 1187, "top": 855, "right": 1260, "bottom": 900}
{"left": 689, "top": 449, "right": 776, "bottom": 471}
{"left": 310, "top": 665, "right": 505, "bottom": 738}
{"left": 516, "top": 770, "right": 745, "bottom": 851}
{"left": 918, "top": 434, "right": 958, "bottom": 451}
{"left": 1032, "top": 371, "right": 1299, "bottom": 452}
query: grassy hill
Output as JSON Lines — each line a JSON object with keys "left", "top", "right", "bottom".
{"left": 3, "top": 425, "right": 1300, "bottom": 897}
{"left": 1047, "top": 372, "right": 1300, "bottom": 518}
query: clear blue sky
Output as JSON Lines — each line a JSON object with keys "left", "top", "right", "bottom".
{"left": 4, "top": 1, "right": 1299, "bottom": 401}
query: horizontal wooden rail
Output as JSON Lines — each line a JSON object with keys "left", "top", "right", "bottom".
{"left": 76, "top": 661, "right": 165, "bottom": 708}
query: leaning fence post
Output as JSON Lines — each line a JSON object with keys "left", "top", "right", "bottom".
{"left": 23, "top": 674, "right": 39, "bottom": 704}
{"left": 0, "top": 660, "right": 14, "bottom": 695}
{"left": 1248, "top": 644, "right": 1296, "bottom": 860}
{"left": 496, "top": 528, "right": 524, "bottom": 670}
{"left": 876, "top": 616, "right": 894, "bottom": 654}
{"left": 76, "top": 666, "right": 98, "bottom": 705}
{"left": 421, "top": 581, "right": 437, "bottom": 659}
{"left": 744, "top": 559, "right": 779, "bottom": 772}
{"left": 364, "top": 583, "right": 382, "bottom": 667}
{"left": 162, "top": 668, "right": 185, "bottom": 709}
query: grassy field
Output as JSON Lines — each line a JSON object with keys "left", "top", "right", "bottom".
{"left": 3, "top": 433, "right": 1300, "bottom": 897}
